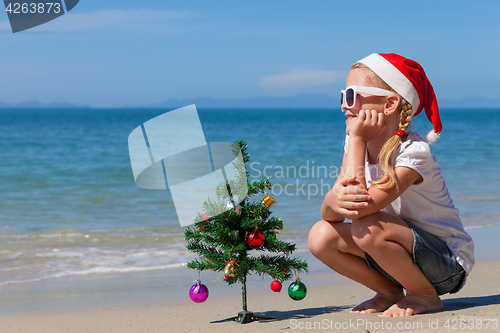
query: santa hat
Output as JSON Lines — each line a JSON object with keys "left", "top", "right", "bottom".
{"left": 358, "top": 53, "right": 442, "bottom": 144}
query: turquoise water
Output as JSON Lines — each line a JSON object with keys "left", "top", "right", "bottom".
{"left": 0, "top": 108, "right": 498, "bottom": 286}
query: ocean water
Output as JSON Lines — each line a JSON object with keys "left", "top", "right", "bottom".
{"left": 0, "top": 107, "right": 499, "bottom": 287}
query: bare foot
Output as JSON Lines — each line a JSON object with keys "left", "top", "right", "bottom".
{"left": 381, "top": 292, "right": 443, "bottom": 317}
{"left": 351, "top": 291, "right": 404, "bottom": 314}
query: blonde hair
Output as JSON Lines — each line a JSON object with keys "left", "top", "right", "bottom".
{"left": 350, "top": 63, "right": 413, "bottom": 192}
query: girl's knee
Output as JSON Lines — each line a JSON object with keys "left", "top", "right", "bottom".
{"left": 308, "top": 220, "right": 328, "bottom": 255}
{"left": 308, "top": 220, "right": 340, "bottom": 256}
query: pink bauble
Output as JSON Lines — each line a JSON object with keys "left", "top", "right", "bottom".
{"left": 189, "top": 282, "right": 209, "bottom": 303}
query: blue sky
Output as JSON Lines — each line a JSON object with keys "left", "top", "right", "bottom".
{"left": 1, "top": 0, "right": 500, "bottom": 107}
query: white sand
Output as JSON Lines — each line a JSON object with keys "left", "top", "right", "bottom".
{"left": 2, "top": 260, "right": 500, "bottom": 333}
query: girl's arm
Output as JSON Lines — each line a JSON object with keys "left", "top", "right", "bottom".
{"left": 344, "top": 110, "right": 381, "bottom": 188}
{"left": 344, "top": 135, "right": 367, "bottom": 188}
{"left": 342, "top": 110, "right": 422, "bottom": 219}
{"left": 321, "top": 153, "right": 371, "bottom": 222}
{"left": 320, "top": 183, "right": 346, "bottom": 222}
{"left": 320, "top": 156, "right": 347, "bottom": 222}
{"left": 345, "top": 166, "right": 422, "bottom": 220}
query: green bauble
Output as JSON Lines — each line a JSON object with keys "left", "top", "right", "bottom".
{"left": 288, "top": 278, "right": 307, "bottom": 301}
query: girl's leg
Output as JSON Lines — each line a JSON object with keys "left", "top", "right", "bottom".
{"left": 308, "top": 220, "right": 404, "bottom": 313}
{"left": 351, "top": 212, "right": 444, "bottom": 317}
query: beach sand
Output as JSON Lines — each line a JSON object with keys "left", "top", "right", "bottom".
{"left": 1, "top": 227, "right": 500, "bottom": 333}
{"left": 2, "top": 260, "right": 500, "bottom": 333}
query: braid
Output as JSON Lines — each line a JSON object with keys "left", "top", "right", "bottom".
{"left": 399, "top": 99, "right": 412, "bottom": 132}
{"left": 369, "top": 98, "right": 412, "bottom": 192}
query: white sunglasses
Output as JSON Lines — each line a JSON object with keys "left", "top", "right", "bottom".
{"left": 341, "top": 86, "right": 393, "bottom": 109}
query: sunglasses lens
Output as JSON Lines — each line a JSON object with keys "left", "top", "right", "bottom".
{"left": 345, "top": 88, "right": 355, "bottom": 107}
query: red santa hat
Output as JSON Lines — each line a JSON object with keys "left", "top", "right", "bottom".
{"left": 358, "top": 53, "right": 442, "bottom": 144}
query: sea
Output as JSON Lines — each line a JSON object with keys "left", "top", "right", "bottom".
{"left": 0, "top": 107, "right": 499, "bottom": 287}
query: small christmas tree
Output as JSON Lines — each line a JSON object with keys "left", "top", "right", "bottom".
{"left": 184, "top": 140, "right": 308, "bottom": 324}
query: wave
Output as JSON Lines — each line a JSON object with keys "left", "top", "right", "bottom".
{"left": 0, "top": 262, "right": 190, "bottom": 288}
{"left": 0, "top": 226, "right": 309, "bottom": 287}
{"left": 0, "top": 241, "right": 196, "bottom": 287}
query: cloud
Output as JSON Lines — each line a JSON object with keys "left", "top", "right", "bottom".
{"left": 259, "top": 69, "right": 346, "bottom": 88}
{"left": 27, "top": 8, "right": 195, "bottom": 32}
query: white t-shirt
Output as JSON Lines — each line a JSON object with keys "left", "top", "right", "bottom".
{"left": 344, "top": 132, "right": 474, "bottom": 274}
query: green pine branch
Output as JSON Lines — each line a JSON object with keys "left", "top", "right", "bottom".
{"left": 185, "top": 139, "right": 308, "bottom": 293}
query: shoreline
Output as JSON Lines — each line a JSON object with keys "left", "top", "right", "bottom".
{"left": 1, "top": 225, "right": 499, "bottom": 332}
{"left": 0, "top": 248, "right": 334, "bottom": 317}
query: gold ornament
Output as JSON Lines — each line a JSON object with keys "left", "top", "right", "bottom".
{"left": 223, "top": 259, "right": 239, "bottom": 278}
{"left": 223, "top": 262, "right": 235, "bottom": 277}
{"left": 261, "top": 192, "right": 276, "bottom": 209}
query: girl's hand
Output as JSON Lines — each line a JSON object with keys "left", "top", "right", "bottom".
{"left": 350, "top": 109, "right": 385, "bottom": 143}
{"left": 332, "top": 175, "right": 371, "bottom": 219}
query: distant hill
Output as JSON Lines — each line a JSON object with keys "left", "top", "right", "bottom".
{"left": 1, "top": 94, "right": 499, "bottom": 109}
{"left": 0, "top": 100, "right": 90, "bottom": 108}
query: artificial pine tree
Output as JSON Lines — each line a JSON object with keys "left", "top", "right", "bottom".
{"left": 184, "top": 140, "right": 308, "bottom": 324}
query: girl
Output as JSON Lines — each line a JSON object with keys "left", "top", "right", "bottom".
{"left": 308, "top": 53, "right": 474, "bottom": 317}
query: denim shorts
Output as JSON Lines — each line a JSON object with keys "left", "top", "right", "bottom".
{"left": 365, "top": 219, "right": 466, "bottom": 295}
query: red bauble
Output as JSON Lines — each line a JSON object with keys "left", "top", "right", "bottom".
{"left": 270, "top": 280, "right": 282, "bottom": 292}
{"left": 246, "top": 229, "right": 265, "bottom": 248}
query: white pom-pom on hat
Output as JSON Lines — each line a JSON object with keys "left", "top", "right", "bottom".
{"left": 358, "top": 53, "right": 442, "bottom": 144}
{"left": 425, "top": 130, "right": 440, "bottom": 145}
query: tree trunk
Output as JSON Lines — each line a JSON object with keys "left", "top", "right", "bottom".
{"left": 241, "top": 275, "right": 247, "bottom": 312}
